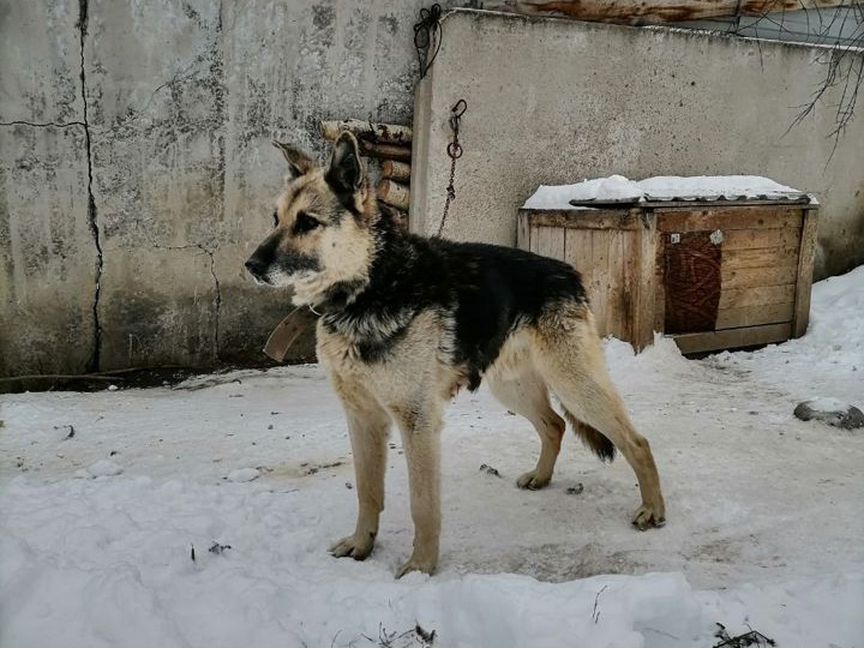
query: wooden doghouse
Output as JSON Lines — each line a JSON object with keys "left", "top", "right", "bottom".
{"left": 517, "top": 195, "right": 818, "bottom": 354}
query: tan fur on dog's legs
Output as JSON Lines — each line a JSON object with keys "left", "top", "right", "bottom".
{"left": 391, "top": 404, "right": 442, "bottom": 577}
{"left": 567, "top": 380, "right": 665, "bottom": 529}
{"left": 534, "top": 318, "right": 666, "bottom": 529}
{"left": 329, "top": 381, "right": 391, "bottom": 561}
{"left": 488, "top": 372, "right": 565, "bottom": 490}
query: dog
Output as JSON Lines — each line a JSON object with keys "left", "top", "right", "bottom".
{"left": 245, "top": 132, "right": 666, "bottom": 577}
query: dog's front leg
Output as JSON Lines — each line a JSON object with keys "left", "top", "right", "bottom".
{"left": 330, "top": 387, "right": 391, "bottom": 561}
{"left": 392, "top": 403, "right": 442, "bottom": 578}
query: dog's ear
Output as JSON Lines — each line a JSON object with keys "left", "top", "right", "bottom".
{"left": 272, "top": 140, "right": 314, "bottom": 179}
{"left": 326, "top": 131, "right": 365, "bottom": 195}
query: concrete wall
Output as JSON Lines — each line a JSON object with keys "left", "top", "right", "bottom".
{"left": 411, "top": 10, "right": 864, "bottom": 283}
{"left": 3, "top": 3, "right": 863, "bottom": 379}
{"left": 1, "top": 0, "right": 449, "bottom": 378}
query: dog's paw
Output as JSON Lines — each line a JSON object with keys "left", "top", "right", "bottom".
{"left": 395, "top": 552, "right": 437, "bottom": 578}
{"left": 329, "top": 532, "right": 375, "bottom": 560}
{"left": 516, "top": 469, "right": 551, "bottom": 490}
{"left": 631, "top": 504, "right": 666, "bottom": 530}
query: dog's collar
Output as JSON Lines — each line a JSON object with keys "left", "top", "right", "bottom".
{"left": 262, "top": 306, "right": 318, "bottom": 362}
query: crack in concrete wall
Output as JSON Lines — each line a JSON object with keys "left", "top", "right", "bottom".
{"left": 0, "top": 121, "right": 87, "bottom": 128}
{"left": 76, "top": 0, "right": 103, "bottom": 373}
{"left": 148, "top": 242, "right": 223, "bottom": 360}
{"left": 207, "top": 249, "right": 222, "bottom": 357}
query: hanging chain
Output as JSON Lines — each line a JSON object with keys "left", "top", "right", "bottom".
{"left": 413, "top": 4, "right": 443, "bottom": 81}
{"left": 436, "top": 99, "right": 466, "bottom": 238}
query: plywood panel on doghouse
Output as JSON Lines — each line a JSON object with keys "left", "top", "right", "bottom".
{"left": 793, "top": 209, "right": 819, "bottom": 337}
{"left": 520, "top": 211, "right": 653, "bottom": 348}
{"left": 656, "top": 206, "right": 804, "bottom": 233}
{"left": 715, "top": 302, "right": 795, "bottom": 329}
{"left": 673, "top": 323, "right": 794, "bottom": 354}
{"left": 718, "top": 284, "right": 797, "bottom": 309}
{"left": 662, "top": 231, "right": 722, "bottom": 334}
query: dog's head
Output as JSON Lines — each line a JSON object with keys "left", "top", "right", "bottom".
{"left": 245, "top": 132, "right": 377, "bottom": 305}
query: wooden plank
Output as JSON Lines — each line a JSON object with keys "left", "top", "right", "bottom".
{"left": 564, "top": 228, "right": 593, "bottom": 275}
{"left": 516, "top": 213, "right": 531, "bottom": 252}
{"left": 722, "top": 246, "right": 800, "bottom": 270}
{"left": 721, "top": 264, "right": 798, "bottom": 289}
{"left": 320, "top": 119, "right": 412, "bottom": 146}
{"left": 793, "top": 208, "right": 819, "bottom": 338}
{"left": 562, "top": 222, "right": 569, "bottom": 262}
{"left": 564, "top": 228, "right": 595, "bottom": 336}
{"left": 382, "top": 159, "right": 411, "bottom": 182}
{"left": 520, "top": 209, "right": 642, "bottom": 231}
{"left": 715, "top": 302, "right": 794, "bottom": 329}
{"left": 357, "top": 140, "right": 411, "bottom": 161}
{"left": 529, "top": 226, "right": 540, "bottom": 254}
{"left": 641, "top": 198, "right": 810, "bottom": 209}
{"left": 719, "top": 284, "right": 796, "bottom": 309}
{"left": 620, "top": 229, "right": 638, "bottom": 345}
{"left": 376, "top": 179, "right": 410, "bottom": 210}
{"left": 656, "top": 206, "right": 803, "bottom": 232}
{"left": 590, "top": 230, "right": 611, "bottom": 336}
{"left": 672, "top": 323, "right": 792, "bottom": 355}
{"left": 634, "top": 214, "right": 657, "bottom": 350}
{"left": 605, "top": 229, "right": 627, "bottom": 341}
{"left": 654, "top": 228, "right": 666, "bottom": 334}
{"left": 536, "top": 226, "right": 565, "bottom": 260}
{"left": 721, "top": 228, "right": 802, "bottom": 250}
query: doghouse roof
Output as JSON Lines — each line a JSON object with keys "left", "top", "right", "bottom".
{"left": 522, "top": 175, "right": 812, "bottom": 210}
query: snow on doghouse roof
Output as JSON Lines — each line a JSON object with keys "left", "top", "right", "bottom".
{"left": 521, "top": 175, "right": 809, "bottom": 210}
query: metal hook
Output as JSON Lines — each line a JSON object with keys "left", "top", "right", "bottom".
{"left": 451, "top": 98, "right": 467, "bottom": 118}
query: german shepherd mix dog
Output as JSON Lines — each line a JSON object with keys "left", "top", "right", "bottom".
{"left": 245, "top": 132, "right": 665, "bottom": 577}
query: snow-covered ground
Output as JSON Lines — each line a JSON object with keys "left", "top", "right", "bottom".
{"left": 2, "top": 268, "right": 863, "bottom": 648}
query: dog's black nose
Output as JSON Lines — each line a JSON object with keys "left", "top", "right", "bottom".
{"left": 245, "top": 256, "right": 267, "bottom": 280}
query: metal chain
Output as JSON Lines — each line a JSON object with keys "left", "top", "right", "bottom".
{"left": 436, "top": 99, "right": 466, "bottom": 238}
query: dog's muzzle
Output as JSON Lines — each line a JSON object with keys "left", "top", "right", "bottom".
{"left": 244, "top": 255, "right": 271, "bottom": 284}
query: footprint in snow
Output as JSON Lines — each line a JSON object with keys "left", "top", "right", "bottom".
{"left": 226, "top": 467, "right": 259, "bottom": 483}
{"left": 80, "top": 459, "right": 123, "bottom": 478}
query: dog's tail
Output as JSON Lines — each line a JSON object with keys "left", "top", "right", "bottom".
{"left": 561, "top": 407, "right": 615, "bottom": 462}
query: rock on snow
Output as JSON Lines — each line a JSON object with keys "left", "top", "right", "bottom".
{"left": 794, "top": 399, "right": 864, "bottom": 430}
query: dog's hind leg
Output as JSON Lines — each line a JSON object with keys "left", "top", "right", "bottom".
{"left": 487, "top": 371, "right": 565, "bottom": 490}
{"left": 329, "top": 376, "right": 391, "bottom": 561}
{"left": 532, "top": 308, "right": 666, "bottom": 529}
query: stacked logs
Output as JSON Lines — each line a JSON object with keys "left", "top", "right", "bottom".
{"left": 319, "top": 119, "right": 412, "bottom": 229}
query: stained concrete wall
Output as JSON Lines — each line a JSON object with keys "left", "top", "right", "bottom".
{"left": 411, "top": 10, "right": 864, "bottom": 283}
{"left": 1, "top": 0, "right": 451, "bottom": 378}
{"left": 0, "top": 1, "right": 97, "bottom": 377}
{"left": 3, "top": 3, "right": 863, "bottom": 380}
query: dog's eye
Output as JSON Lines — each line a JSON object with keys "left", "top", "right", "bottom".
{"left": 293, "top": 211, "right": 321, "bottom": 235}
{"left": 272, "top": 211, "right": 279, "bottom": 227}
